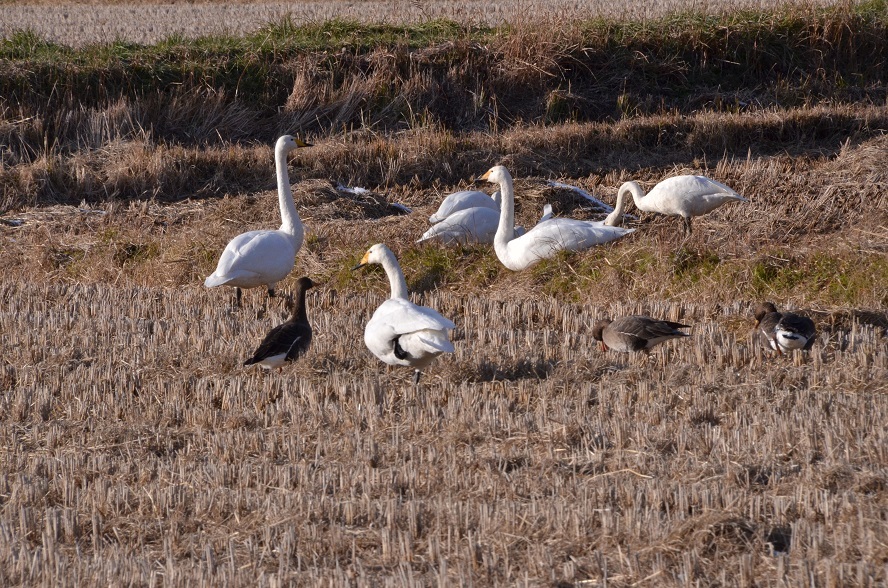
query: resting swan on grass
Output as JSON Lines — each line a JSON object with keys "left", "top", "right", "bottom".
{"left": 428, "top": 190, "right": 501, "bottom": 223}
{"left": 352, "top": 244, "right": 455, "bottom": 384}
{"left": 205, "top": 135, "right": 311, "bottom": 305}
{"left": 615, "top": 175, "right": 747, "bottom": 235}
{"left": 417, "top": 202, "right": 551, "bottom": 246}
{"left": 478, "top": 165, "right": 634, "bottom": 271}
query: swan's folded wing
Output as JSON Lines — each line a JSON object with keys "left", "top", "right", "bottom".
{"left": 430, "top": 191, "right": 499, "bottom": 223}
{"left": 372, "top": 298, "right": 456, "bottom": 336}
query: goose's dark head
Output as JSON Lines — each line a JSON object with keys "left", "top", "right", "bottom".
{"left": 753, "top": 302, "right": 778, "bottom": 326}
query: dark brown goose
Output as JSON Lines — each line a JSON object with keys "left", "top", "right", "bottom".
{"left": 753, "top": 302, "right": 816, "bottom": 354}
{"left": 244, "top": 277, "right": 314, "bottom": 370}
{"left": 592, "top": 316, "right": 691, "bottom": 353}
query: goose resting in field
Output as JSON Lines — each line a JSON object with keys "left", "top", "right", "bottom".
{"left": 429, "top": 190, "right": 501, "bottom": 223}
{"left": 615, "top": 175, "right": 747, "bottom": 235}
{"left": 352, "top": 244, "right": 455, "bottom": 384}
{"left": 478, "top": 165, "right": 634, "bottom": 271}
{"left": 753, "top": 302, "right": 816, "bottom": 354}
{"left": 592, "top": 316, "right": 691, "bottom": 353}
{"left": 243, "top": 276, "right": 314, "bottom": 370}
{"left": 205, "top": 135, "right": 312, "bottom": 305}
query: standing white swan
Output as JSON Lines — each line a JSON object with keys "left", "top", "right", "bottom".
{"left": 352, "top": 244, "right": 455, "bottom": 383}
{"left": 478, "top": 165, "right": 635, "bottom": 271}
{"left": 429, "top": 190, "right": 501, "bottom": 223}
{"left": 205, "top": 135, "right": 311, "bottom": 304}
{"left": 615, "top": 175, "right": 747, "bottom": 234}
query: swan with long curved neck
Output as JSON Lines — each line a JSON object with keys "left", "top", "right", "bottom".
{"left": 478, "top": 165, "right": 634, "bottom": 271}
{"left": 352, "top": 243, "right": 455, "bottom": 384}
{"left": 615, "top": 175, "right": 747, "bottom": 234}
{"left": 205, "top": 135, "right": 311, "bottom": 304}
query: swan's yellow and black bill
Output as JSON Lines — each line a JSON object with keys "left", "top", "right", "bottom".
{"left": 351, "top": 250, "right": 371, "bottom": 271}
{"left": 474, "top": 168, "right": 493, "bottom": 184}
{"left": 295, "top": 138, "right": 313, "bottom": 148}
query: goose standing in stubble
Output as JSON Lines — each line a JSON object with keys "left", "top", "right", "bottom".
{"left": 615, "top": 175, "right": 747, "bottom": 235}
{"left": 753, "top": 302, "right": 816, "bottom": 354}
{"left": 352, "top": 244, "right": 455, "bottom": 384}
{"left": 243, "top": 276, "right": 314, "bottom": 370}
{"left": 205, "top": 135, "right": 312, "bottom": 305}
{"left": 592, "top": 316, "right": 691, "bottom": 353}
{"left": 478, "top": 165, "right": 634, "bottom": 271}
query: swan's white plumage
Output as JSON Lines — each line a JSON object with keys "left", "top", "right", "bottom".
{"left": 205, "top": 135, "right": 310, "bottom": 294}
{"left": 429, "top": 190, "right": 500, "bottom": 223}
{"left": 616, "top": 174, "right": 747, "bottom": 232}
{"left": 354, "top": 244, "right": 455, "bottom": 372}
{"left": 480, "top": 166, "right": 634, "bottom": 271}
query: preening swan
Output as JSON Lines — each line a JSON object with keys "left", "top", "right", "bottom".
{"left": 205, "top": 135, "right": 311, "bottom": 304}
{"left": 429, "top": 190, "right": 501, "bottom": 223}
{"left": 352, "top": 244, "right": 455, "bottom": 384}
{"left": 478, "top": 165, "right": 635, "bottom": 271}
{"left": 243, "top": 277, "right": 314, "bottom": 370}
{"left": 615, "top": 175, "right": 747, "bottom": 234}
{"left": 592, "top": 316, "right": 691, "bottom": 353}
{"left": 753, "top": 302, "right": 816, "bottom": 354}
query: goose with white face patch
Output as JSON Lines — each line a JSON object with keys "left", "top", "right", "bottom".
{"left": 753, "top": 302, "right": 816, "bottom": 354}
{"left": 615, "top": 175, "right": 747, "bottom": 235}
{"left": 592, "top": 316, "right": 691, "bottom": 353}
{"left": 243, "top": 276, "right": 314, "bottom": 370}
{"left": 478, "top": 165, "right": 634, "bottom": 271}
{"left": 352, "top": 244, "right": 455, "bottom": 383}
{"left": 205, "top": 135, "right": 311, "bottom": 305}
{"left": 428, "top": 190, "right": 501, "bottom": 223}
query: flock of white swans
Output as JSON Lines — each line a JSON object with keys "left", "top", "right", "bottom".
{"left": 204, "top": 135, "right": 817, "bottom": 382}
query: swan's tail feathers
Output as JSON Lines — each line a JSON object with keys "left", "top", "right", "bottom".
{"left": 204, "top": 273, "right": 229, "bottom": 288}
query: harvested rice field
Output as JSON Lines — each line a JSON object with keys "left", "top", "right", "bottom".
{"left": 1, "top": 1, "right": 887, "bottom": 586}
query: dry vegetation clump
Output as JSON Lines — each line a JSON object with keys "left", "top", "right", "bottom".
{"left": 1, "top": 5, "right": 888, "bottom": 586}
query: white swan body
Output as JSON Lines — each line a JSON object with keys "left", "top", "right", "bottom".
{"left": 418, "top": 205, "right": 534, "bottom": 245}
{"left": 616, "top": 175, "right": 747, "bottom": 233}
{"left": 479, "top": 166, "right": 635, "bottom": 271}
{"left": 353, "top": 244, "right": 455, "bottom": 379}
{"left": 429, "top": 190, "right": 500, "bottom": 223}
{"left": 205, "top": 135, "right": 311, "bottom": 297}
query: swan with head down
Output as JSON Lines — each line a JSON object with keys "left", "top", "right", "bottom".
{"left": 478, "top": 165, "right": 634, "bottom": 271}
{"left": 615, "top": 175, "right": 747, "bottom": 234}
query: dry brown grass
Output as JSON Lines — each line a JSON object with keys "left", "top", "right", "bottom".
{"left": 0, "top": 276, "right": 886, "bottom": 585}
{"left": 1, "top": 6, "right": 887, "bottom": 585}
{"left": 0, "top": 0, "right": 843, "bottom": 47}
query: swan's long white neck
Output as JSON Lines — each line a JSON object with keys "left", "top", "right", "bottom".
{"left": 275, "top": 144, "right": 303, "bottom": 244}
{"left": 618, "top": 181, "right": 648, "bottom": 213}
{"left": 379, "top": 248, "right": 410, "bottom": 300}
{"left": 604, "top": 188, "right": 628, "bottom": 226}
{"left": 493, "top": 170, "right": 517, "bottom": 256}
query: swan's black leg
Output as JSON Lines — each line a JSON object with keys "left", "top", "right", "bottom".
{"left": 413, "top": 370, "right": 422, "bottom": 385}
{"left": 267, "top": 287, "right": 276, "bottom": 298}
{"left": 236, "top": 287, "right": 243, "bottom": 307}
{"left": 684, "top": 216, "right": 693, "bottom": 235}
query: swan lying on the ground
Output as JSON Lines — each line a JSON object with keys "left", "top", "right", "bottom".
{"left": 205, "top": 135, "right": 312, "bottom": 305}
{"left": 753, "top": 302, "right": 816, "bottom": 354}
{"left": 428, "top": 190, "right": 501, "bottom": 223}
{"left": 592, "top": 316, "right": 691, "bottom": 353}
{"left": 478, "top": 165, "right": 634, "bottom": 271}
{"left": 243, "top": 277, "right": 314, "bottom": 370}
{"left": 352, "top": 244, "right": 455, "bottom": 383}
{"left": 615, "top": 175, "right": 747, "bottom": 234}
{"left": 417, "top": 202, "right": 552, "bottom": 245}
